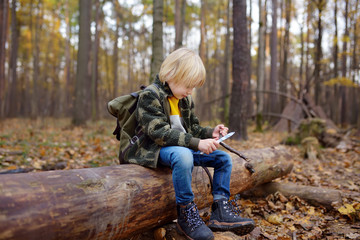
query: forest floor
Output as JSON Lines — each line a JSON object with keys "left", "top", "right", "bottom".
{"left": 0, "top": 118, "right": 359, "bottom": 239}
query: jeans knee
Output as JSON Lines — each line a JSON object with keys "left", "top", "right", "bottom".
{"left": 222, "top": 152, "right": 232, "bottom": 168}
{"left": 170, "top": 148, "right": 194, "bottom": 170}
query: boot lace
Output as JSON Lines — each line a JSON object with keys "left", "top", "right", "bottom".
{"left": 228, "top": 199, "right": 242, "bottom": 216}
{"left": 184, "top": 204, "right": 203, "bottom": 232}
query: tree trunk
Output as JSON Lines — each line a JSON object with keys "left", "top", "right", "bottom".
{"left": 91, "top": 0, "right": 100, "bottom": 121}
{"left": 0, "top": 0, "right": 8, "bottom": 119}
{"left": 47, "top": 20, "right": 60, "bottom": 118}
{"left": 199, "top": 0, "right": 206, "bottom": 63}
{"left": 332, "top": 0, "right": 339, "bottom": 124}
{"left": 304, "top": 1, "right": 311, "bottom": 93}
{"left": 174, "top": 0, "right": 186, "bottom": 49}
{"left": 299, "top": 15, "right": 304, "bottom": 98}
{"left": 247, "top": 0, "right": 254, "bottom": 122}
{"left": 0, "top": 146, "right": 292, "bottom": 240}
{"left": 150, "top": 0, "right": 163, "bottom": 83}
{"left": 31, "top": 0, "right": 43, "bottom": 119}
{"left": 333, "top": 0, "right": 339, "bottom": 79}
{"left": 64, "top": 0, "right": 72, "bottom": 116}
{"left": 280, "top": 0, "right": 291, "bottom": 112}
{"left": 229, "top": 0, "right": 250, "bottom": 141}
{"left": 269, "top": 0, "right": 278, "bottom": 120}
{"left": 351, "top": 0, "right": 359, "bottom": 84}
{"left": 340, "top": 0, "right": 349, "bottom": 127}
{"left": 72, "top": 0, "right": 91, "bottom": 125}
{"left": 351, "top": 0, "right": 359, "bottom": 127}
{"left": 221, "top": 0, "right": 231, "bottom": 123}
{"left": 242, "top": 182, "right": 343, "bottom": 209}
{"left": 112, "top": 1, "right": 120, "bottom": 99}
{"left": 6, "top": 0, "right": 19, "bottom": 118}
{"left": 256, "top": 0, "right": 266, "bottom": 130}
{"left": 196, "top": 0, "right": 208, "bottom": 120}
{"left": 127, "top": 17, "right": 133, "bottom": 91}
{"left": 314, "top": 0, "right": 324, "bottom": 106}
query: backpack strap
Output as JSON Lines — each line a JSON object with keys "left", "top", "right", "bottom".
{"left": 113, "top": 119, "right": 121, "bottom": 141}
{"left": 119, "top": 126, "right": 145, "bottom": 163}
{"left": 145, "top": 83, "right": 161, "bottom": 99}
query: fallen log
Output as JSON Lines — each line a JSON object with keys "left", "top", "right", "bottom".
{"left": 0, "top": 146, "right": 293, "bottom": 240}
{"left": 242, "top": 182, "right": 343, "bottom": 209}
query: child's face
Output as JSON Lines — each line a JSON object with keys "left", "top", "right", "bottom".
{"left": 168, "top": 81, "right": 194, "bottom": 99}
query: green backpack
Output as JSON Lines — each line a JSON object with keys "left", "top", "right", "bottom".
{"left": 107, "top": 84, "right": 159, "bottom": 164}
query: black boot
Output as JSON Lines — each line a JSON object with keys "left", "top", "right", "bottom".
{"left": 208, "top": 199, "right": 255, "bottom": 236}
{"left": 177, "top": 202, "right": 214, "bottom": 240}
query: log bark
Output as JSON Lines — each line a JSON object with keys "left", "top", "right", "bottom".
{"left": 0, "top": 146, "right": 293, "bottom": 240}
{"left": 242, "top": 182, "right": 343, "bottom": 209}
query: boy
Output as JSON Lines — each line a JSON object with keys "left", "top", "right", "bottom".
{"left": 127, "top": 48, "right": 255, "bottom": 240}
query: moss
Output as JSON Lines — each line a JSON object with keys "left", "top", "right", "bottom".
{"left": 283, "top": 118, "right": 327, "bottom": 146}
{"left": 255, "top": 113, "right": 264, "bottom": 132}
{"left": 282, "top": 135, "right": 301, "bottom": 145}
{"left": 297, "top": 118, "right": 326, "bottom": 140}
{"left": 76, "top": 179, "right": 105, "bottom": 192}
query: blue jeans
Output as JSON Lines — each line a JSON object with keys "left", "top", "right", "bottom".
{"left": 159, "top": 146, "right": 232, "bottom": 205}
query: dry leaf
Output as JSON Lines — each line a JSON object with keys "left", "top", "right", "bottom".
{"left": 267, "top": 214, "right": 283, "bottom": 225}
{"left": 338, "top": 204, "right": 356, "bottom": 218}
{"left": 153, "top": 227, "right": 166, "bottom": 240}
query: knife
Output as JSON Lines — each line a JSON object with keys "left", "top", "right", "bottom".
{"left": 217, "top": 132, "right": 235, "bottom": 143}
{"left": 200, "top": 132, "right": 235, "bottom": 154}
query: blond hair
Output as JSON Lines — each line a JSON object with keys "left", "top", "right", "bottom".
{"left": 159, "top": 48, "right": 206, "bottom": 88}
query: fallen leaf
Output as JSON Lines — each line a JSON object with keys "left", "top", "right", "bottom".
{"left": 338, "top": 204, "right": 356, "bottom": 220}
{"left": 39, "top": 147, "right": 46, "bottom": 157}
{"left": 307, "top": 206, "right": 315, "bottom": 215}
{"left": 267, "top": 214, "right": 283, "bottom": 225}
{"left": 285, "top": 202, "right": 294, "bottom": 212}
{"left": 346, "top": 232, "right": 360, "bottom": 239}
{"left": 294, "top": 216, "right": 314, "bottom": 230}
{"left": 33, "top": 161, "right": 42, "bottom": 170}
{"left": 153, "top": 227, "right": 166, "bottom": 240}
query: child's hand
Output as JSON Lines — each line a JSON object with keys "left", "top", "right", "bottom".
{"left": 212, "top": 124, "right": 229, "bottom": 139}
{"left": 198, "top": 139, "right": 220, "bottom": 154}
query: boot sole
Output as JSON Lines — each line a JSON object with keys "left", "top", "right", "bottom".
{"left": 176, "top": 223, "right": 214, "bottom": 240}
{"left": 208, "top": 220, "right": 255, "bottom": 236}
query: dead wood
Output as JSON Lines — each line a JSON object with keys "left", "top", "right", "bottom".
{"left": 0, "top": 146, "right": 293, "bottom": 240}
{"left": 273, "top": 101, "right": 304, "bottom": 132}
{"left": 272, "top": 92, "right": 339, "bottom": 134}
{"left": 242, "top": 182, "right": 342, "bottom": 209}
{"left": 303, "top": 93, "right": 339, "bottom": 131}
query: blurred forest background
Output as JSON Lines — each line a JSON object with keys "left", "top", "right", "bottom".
{"left": 0, "top": 0, "right": 359, "bottom": 133}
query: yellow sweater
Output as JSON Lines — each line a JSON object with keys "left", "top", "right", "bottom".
{"left": 168, "top": 96, "right": 186, "bottom": 133}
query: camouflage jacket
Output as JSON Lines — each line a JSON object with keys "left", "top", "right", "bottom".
{"left": 126, "top": 76, "right": 213, "bottom": 168}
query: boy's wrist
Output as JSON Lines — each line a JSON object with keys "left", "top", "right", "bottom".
{"left": 207, "top": 127, "right": 215, "bottom": 138}
{"left": 189, "top": 137, "right": 200, "bottom": 151}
